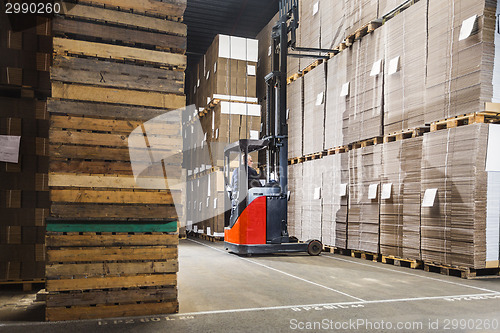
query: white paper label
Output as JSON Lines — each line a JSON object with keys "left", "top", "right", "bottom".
{"left": 286, "top": 108, "right": 290, "bottom": 120}
{"left": 422, "top": 188, "right": 438, "bottom": 207}
{"left": 215, "top": 128, "right": 219, "bottom": 139}
{"left": 212, "top": 113, "right": 215, "bottom": 130}
{"left": 206, "top": 197, "right": 210, "bottom": 207}
{"left": 312, "top": 2, "right": 319, "bottom": 15}
{"left": 388, "top": 56, "right": 400, "bottom": 75}
{"left": 207, "top": 175, "right": 211, "bottom": 196}
{"left": 370, "top": 59, "right": 382, "bottom": 76}
{"left": 339, "top": 183, "right": 348, "bottom": 197}
{"left": 250, "top": 130, "right": 259, "bottom": 140}
{"left": 206, "top": 227, "right": 211, "bottom": 236}
{"left": 381, "top": 183, "right": 392, "bottom": 200}
{"left": 459, "top": 15, "right": 477, "bottom": 41}
{"left": 214, "top": 198, "right": 218, "bottom": 209}
{"left": 313, "top": 187, "right": 322, "bottom": 200}
{"left": 368, "top": 183, "right": 378, "bottom": 199}
{"left": 206, "top": 70, "right": 210, "bottom": 80}
{"left": 486, "top": 125, "right": 500, "bottom": 171}
{"left": 268, "top": 45, "right": 272, "bottom": 56}
{"left": 0, "top": 135, "right": 21, "bottom": 163}
{"left": 340, "top": 82, "right": 350, "bottom": 97}
{"left": 214, "top": 62, "right": 217, "bottom": 73}
{"left": 193, "top": 225, "right": 198, "bottom": 232}
{"left": 316, "top": 91, "right": 324, "bottom": 106}
{"left": 247, "top": 65, "right": 256, "bottom": 76}
{"left": 197, "top": 79, "right": 200, "bottom": 87}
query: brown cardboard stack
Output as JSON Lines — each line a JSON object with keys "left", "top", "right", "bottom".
{"left": 303, "top": 63, "right": 326, "bottom": 155}
{"left": 301, "top": 159, "right": 323, "bottom": 240}
{"left": 348, "top": 145, "right": 381, "bottom": 253}
{"left": 344, "top": 0, "right": 379, "bottom": 37}
{"left": 256, "top": 13, "right": 279, "bottom": 101}
{"left": 0, "top": 13, "right": 51, "bottom": 282}
{"left": 298, "top": 0, "right": 321, "bottom": 71}
{"left": 380, "top": 137, "right": 423, "bottom": 259}
{"left": 348, "top": 30, "right": 384, "bottom": 143}
{"left": 288, "top": 78, "right": 303, "bottom": 158}
{"left": 320, "top": 1, "right": 347, "bottom": 50}
{"left": 420, "top": 124, "right": 494, "bottom": 269}
{"left": 425, "top": 0, "right": 493, "bottom": 123}
{"left": 383, "top": 0, "right": 427, "bottom": 133}
{"left": 325, "top": 53, "right": 347, "bottom": 149}
{"left": 336, "top": 152, "right": 350, "bottom": 248}
{"left": 288, "top": 163, "right": 303, "bottom": 239}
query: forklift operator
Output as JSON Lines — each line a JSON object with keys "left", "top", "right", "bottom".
{"left": 231, "top": 155, "right": 262, "bottom": 195}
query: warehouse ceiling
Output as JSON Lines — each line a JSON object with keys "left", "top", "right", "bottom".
{"left": 184, "top": 0, "right": 279, "bottom": 67}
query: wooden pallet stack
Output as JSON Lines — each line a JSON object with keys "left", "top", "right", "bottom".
{"left": 46, "top": 0, "right": 187, "bottom": 321}
{"left": 45, "top": 220, "right": 178, "bottom": 321}
{"left": 0, "top": 11, "right": 51, "bottom": 284}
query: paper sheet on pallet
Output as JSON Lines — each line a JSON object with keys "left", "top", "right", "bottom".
{"left": 0, "top": 135, "right": 21, "bottom": 163}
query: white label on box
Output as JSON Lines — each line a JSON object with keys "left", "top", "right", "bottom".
{"left": 247, "top": 65, "right": 256, "bottom": 76}
{"left": 207, "top": 175, "right": 211, "bottom": 196}
{"left": 214, "top": 198, "right": 218, "bottom": 209}
{"left": 220, "top": 101, "right": 261, "bottom": 117}
{"left": 188, "top": 170, "right": 192, "bottom": 176}
{"left": 368, "top": 183, "right": 378, "bottom": 199}
{"left": 199, "top": 202, "right": 202, "bottom": 211}
{"left": 197, "top": 79, "right": 200, "bottom": 87}
{"left": 312, "top": 2, "right": 319, "bottom": 15}
{"left": 250, "top": 130, "right": 259, "bottom": 140}
{"left": 206, "top": 197, "right": 210, "bottom": 207}
{"left": 316, "top": 91, "right": 324, "bottom": 106}
{"left": 486, "top": 125, "right": 500, "bottom": 171}
{"left": 313, "top": 187, "right": 321, "bottom": 200}
{"left": 247, "top": 38, "right": 258, "bottom": 62}
{"left": 381, "top": 183, "right": 392, "bottom": 200}
{"left": 388, "top": 56, "right": 400, "bottom": 75}
{"left": 207, "top": 97, "right": 211, "bottom": 105}
{"left": 370, "top": 59, "right": 382, "bottom": 76}
{"left": 206, "top": 227, "right": 211, "bottom": 236}
{"left": 206, "top": 70, "right": 210, "bottom": 80}
{"left": 193, "top": 225, "right": 198, "bottom": 232}
{"left": 422, "top": 188, "right": 438, "bottom": 207}
{"left": 340, "top": 82, "right": 350, "bottom": 97}
{"left": 216, "top": 128, "right": 219, "bottom": 139}
{"left": 339, "top": 183, "right": 348, "bottom": 197}
{"left": 214, "top": 62, "right": 217, "bottom": 73}
{"left": 212, "top": 114, "right": 215, "bottom": 130}
{"left": 268, "top": 45, "right": 272, "bottom": 56}
{"left": 459, "top": 15, "right": 477, "bottom": 41}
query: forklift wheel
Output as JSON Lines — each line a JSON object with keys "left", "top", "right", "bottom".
{"left": 307, "top": 240, "right": 322, "bottom": 256}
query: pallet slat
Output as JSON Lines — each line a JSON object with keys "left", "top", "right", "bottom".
{"left": 46, "top": 234, "right": 178, "bottom": 247}
{"left": 47, "top": 247, "right": 177, "bottom": 262}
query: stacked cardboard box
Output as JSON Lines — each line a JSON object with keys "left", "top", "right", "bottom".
{"left": 383, "top": 0, "right": 427, "bottom": 133}
{"left": 288, "top": 79, "right": 303, "bottom": 158}
{"left": 348, "top": 145, "right": 381, "bottom": 253}
{"left": 325, "top": 51, "right": 348, "bottom": 149}
{"left": 321, "top": 154, "right": 343, "bottom": 247}
{"left": 301, "top": 159, "right": 323, "bottom": 240}
{"left": 380, "top": 137, "right": 423, "bottom": 259}
{"left": 185, "top": 34, "right": 261, "bottom": 235}
{"left": 303, "top": 63, "right": 326, "bottom": 155}
{"left": 344, "top": 0, "right": 379, "bottom": 37}
{"left": 0, "top": 13, "right": 51, "bottom": 282}
{"left": 46, "top": 0, "right": 186, "bottom": 320}
{"left": 288, "top": 163, "right": 303, "bottom": 239}
{"left": 425, "top": 0, "right": 494, "bottom": 123}
{"left": 421, "top": 124, "right": 500, "bottom": 269}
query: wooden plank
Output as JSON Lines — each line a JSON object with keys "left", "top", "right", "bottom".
{"left": 79, "top": 0, "right": 187, "bottom": 18}
{"left": 49, "top": 174, "right": 181, "bottom": 190}
{"left": 46, "top": 287, "right": 177, "bottom": 307}
{"left": 53, "top": 38, "right": 186, "bottom": 68}
{"left": 46, "top": 273, "right": 177, "bottom": 291}
{"left": 49, "top": 129, "right": 182, "bottom": 150}
{"left": 51, "top": 56, "right": 184, "bottom": 94}
{"left": 46, "top": 234, "right": 179, "bottom": 247}
{"left": 46, "top": 300, "right": 178, "bottom": 321}
{"left": 50, "top": 189, "right": 174, "bottom": 204}
{"left": 46, "top": 220, "right": 178, "bottom": 233}
{"left": 51, "top": 82, "right": 186, "bottom": 109}
{"left": 50, "top": 203, "right": 178, "bottom": 219}
{"left": 46, "top": 260, "right": 178, "bottom": 278}
{"left": 49, "top": 160, "right": 182, "bottom": 178}
{"left": 47, "top": 246, "right": 177, "bottom": 262}
{"left": 50, "top": 115, "right": 181, "bottom": 136}
{"left": 52, "top": 17, "right": 186, "bottom": 51}
{"left": 61, "top": 3, "right": 186, "bottom": 36}
{"left": 47, "top": 99, "right": 182, "bottom": 121}
{"left": 49, "top": 144, "right": 183, "bottom": 163}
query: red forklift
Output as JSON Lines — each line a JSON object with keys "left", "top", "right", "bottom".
{"left": 223, "top": 0, "right": 335, "bottom": 256}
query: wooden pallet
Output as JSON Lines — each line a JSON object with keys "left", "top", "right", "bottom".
{"left": 351, "top": 250, "right": 379, "bottom": 262}
{"left": 0, "top": 279, "right": 45, "bottom": 291}
{"left": 350, "top": 136, "right": 383, "bottom": 149}
{"left": 303, "top": 152, "right": 323, "bottom": 161}
{"left": 382, "top": 0, "right": 419, "bottom": 22}
{"left": 424, "top": 262, "right": 500, "bottom": 279}
{"left": 286, "top": 59, "right": 323, "bottom": 84}
{"left": 381, "top": 255, "right": 422, "bottom": 269}
{"left": 383, "top": 127, "right": 429, "bottom": 143}
{"left": 325, "top": 146, "right": 349, "bottom": 155}
{"left": 429, "top": 112, "right": 500, "bottom": 132}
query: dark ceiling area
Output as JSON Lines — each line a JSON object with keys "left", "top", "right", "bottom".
{"left": 183, "top": 0, "right": 279, "bottom": 67}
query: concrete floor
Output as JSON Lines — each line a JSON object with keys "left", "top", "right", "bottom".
{"left": 2, "top": 238, "right": 500, "bottom": 332}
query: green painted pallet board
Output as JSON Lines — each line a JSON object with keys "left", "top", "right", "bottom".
{"left": 46, "top": 220, "right": 178, "bottom": 233}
